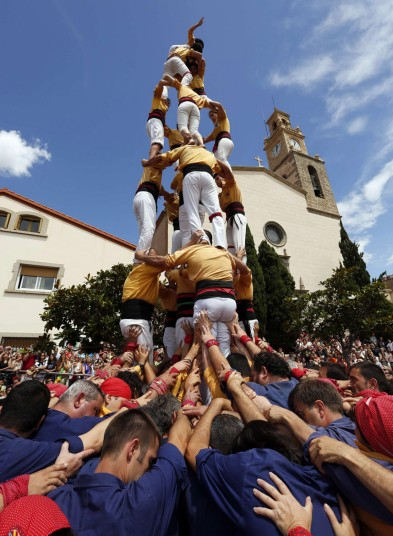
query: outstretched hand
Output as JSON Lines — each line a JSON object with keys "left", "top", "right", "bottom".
{"left": 253, "top": 472, "right": 313, "bottom": 535}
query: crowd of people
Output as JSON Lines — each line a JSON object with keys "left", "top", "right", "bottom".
{"left": 1, "top": 18, "right": 393, "bottom": 536}
{"left": 0, "top": 317, "right": 392, "bottom": 535}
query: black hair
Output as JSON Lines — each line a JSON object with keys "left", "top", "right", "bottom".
{"left": 349, "top": 362, "right": 393, "bottom": 394}
{"left": 101, "top": 409, "right": 160, "bottom": 461}
{"left": 191, "top": 39, "right": 204, "bottom": 52}
{"left": 194, "top": 37, "right": 204, "bottom": 49}
{"left": 140, "top": 394, "right": 181, "bottom": 436}
{"left": 210, "top": 414, "right": 244, "bottom": 454}
{"left": 232, "top": 420, "right": 303, "bottom": 465}
{"left": 0, "top": 380, "right": 50, "bottom": 435}
{"left": 116, "top": 370, "right": 143, "bottom": 398}
{"left": 288, "top": 379, "right": 343, "bottom": 414}
{"left": 227, "top": 353, "right": 251, "bottom": 378}
{"left": 320, "top": 362, "right": 348, "bottom": 380}
{"left": 253, "top": 352, "right": 292, "bottom": 380}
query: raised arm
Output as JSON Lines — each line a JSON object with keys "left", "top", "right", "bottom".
{"left": 134, "top": 251, "right": 167, "bottom": 268}
{"left": 185, "top": 397, "right": 232, "bottom": 471}
{"left": 215, "top": 158, "right": 235, "bottom": 182}
{"left": 167, "top": 411, "right": 193, "bottom": 455}
{"left": 188, "top": 17, "right": 204, "bottom": 42}
{"left": 226, "top": 371, "right": 267, "bottom": 423}
{"left": 264, "top": 404, "right": 315, "bottom": 445}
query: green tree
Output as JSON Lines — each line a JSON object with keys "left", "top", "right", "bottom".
{"left": 245, "top": 225, "right": 267, "bottom": 331}
{"left": 289, "top": 266, "right": 393, "bottom": 361}
{"left": 339, "top": 221, "right": 370, "bottom": 288}
{"left": 258, "top": 240, "right": 296, "bottom": 348}
{"left": 41, "top": 263, "right": 167, "bottom": 354}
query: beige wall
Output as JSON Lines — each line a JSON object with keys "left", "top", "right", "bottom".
{"left": 234, "top": 167, "right": 342, "bottom": 291}
{"left": 0, "top": 195, "right": 134, "bottom": 339}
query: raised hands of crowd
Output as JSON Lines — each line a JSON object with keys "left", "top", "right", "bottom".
{"left": 128, "top": 325, "right": 142, "bottom": 343}
{"left": 134, "top": 345, "right": 149, "bottom": 366}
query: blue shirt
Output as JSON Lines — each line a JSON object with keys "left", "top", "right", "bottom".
{"left": 247, "top": 378, "right": 298, "bottom": 408}
{"left": 315, "top": 456, "right": 393, "bottom": 525}
{"left": 304, "top": 416, "right": 356, "bottom": 459}
{"left": 196, "top": 447, "right": 340, "bottom": 536}
{"left": 33, "top": 408, "right": 103, "bottom": 442}
{"left": 0, "top": 428, "right": 81, "bottom": 482}
{"left": 50, "top": 443, "right": 187, "bottom": 536}
{"left": 182, "top": 469, "right": 235, "bottom": 536}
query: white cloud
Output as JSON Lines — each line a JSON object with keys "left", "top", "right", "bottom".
{"left": 269, "top": 1, "right": 393, "bottom": 126}
{"left": 0, "top": 130, "right": 51, "bottom": 177}
{"left": 387, "top": 253, "right": 393, "bottom": 266}
{"left": 346, "top": 117, "right": 367, "bottom": 134}
{"left": 270, "top": 56, "right": 335, "bottom": 89}
{"left": 338, "top": 159, "right": 393, "bottom": 233}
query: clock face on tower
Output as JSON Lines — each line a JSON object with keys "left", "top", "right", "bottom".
{"left": 289, "top": 138, "right": 301, "bottom": 150}
{"left": 271, "top": 143, "right": 281, "bottom": 157}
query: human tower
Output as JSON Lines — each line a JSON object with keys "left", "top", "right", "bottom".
{"left": 123, "top": 18, "right": 257, "bottom": 362}
{"left": 133, "top": 17, "right": 247, "bottom": 256}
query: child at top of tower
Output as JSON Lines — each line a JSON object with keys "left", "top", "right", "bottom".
{"left": 162, "top": 18, "right": 205, "bottom": 87}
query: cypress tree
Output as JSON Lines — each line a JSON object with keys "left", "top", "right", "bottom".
{"left": 258, "top": 240, "right": 295, "bottom": 348}
{"left": 339, "top": 221, "right": 370, "bottom": 288}
{"left": 245, "top": 225, "right": 267, "bottom": 332}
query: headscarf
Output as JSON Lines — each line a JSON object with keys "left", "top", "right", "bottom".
{"left": 101, "top": 377, "right": 131, "bottom": 399}
{"left": 355, "top": 392, "right": 393, "bottom": 457}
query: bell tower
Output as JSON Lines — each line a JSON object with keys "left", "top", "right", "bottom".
{"left": 264, "top": 108, "right": 339, "bottom": 217}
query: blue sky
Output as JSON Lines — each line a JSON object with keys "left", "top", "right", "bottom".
{"left": 1, "top": 0, "right": 393, "bottom": 278}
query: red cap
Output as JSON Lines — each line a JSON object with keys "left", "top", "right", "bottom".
{"left": 0, "top": 496, "right": 71, "bottom": 536}
{"left": 291, "top": 368, "right": 307, "bottom": 379}
{"left": 46, "top": 382, "right": 68, "bottom": 398}
{"left": 101, "top": 377, "right": 131, "bottom": 399}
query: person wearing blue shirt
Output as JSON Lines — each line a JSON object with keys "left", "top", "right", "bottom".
{"left": 185, "top": 397, "right": 340, "bottom": 536}
{"left": 0, "top": 381, "right": 95, "bottom": 482}
{"left": 33, "top": 407, "right": 105, "bottom": 442}
{"left": 50, "top": 408, "right": 192, "bottom": 536}
{"left": 247, "top": 351, "right": 298, "bottom": 409}
{"left": 32, "top": 380, "right": 105, "bottom": 443}
{"left": 260, "top": 379, "right": 356, "bottom": 457}
{"left": 0, "top": 381, "right": 122, "bottom": 482}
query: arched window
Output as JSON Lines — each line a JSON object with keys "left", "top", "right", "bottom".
{"left": 17, "top": 215, "right": 41, "bottom": 233}
{"left": 0, "top": 210, "right": 11, "bottom": 229}
{"left": 308, "top": 166, "right": 324, "bottom": 198}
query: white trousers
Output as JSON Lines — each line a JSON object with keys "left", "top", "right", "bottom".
{"left": 239, "top": 319, "right": 259, "bottom": 338}
{"left": 171, "top": 229, "right": 182, "bottom": 253}
{"left": 177, "top": 102, "right": 200, "bottom": 135}
{"left": 163, "top": 326, "right": 177, "bottom": 360}
{"left": 133, "top": 191, "right": 156, "bottom": 252}
{"left": 146, "top": 118, "right": 164, "bottom": 148}
{"left": 182, "top": 171, "right": 227, "bottom": 248}
{"left": 178, "top": 202, "right": 205, "bottom": 249}
{"left": 194, "top": 297, "right": 237, "bottom": 357}
{"left": 214, "top": 138, "right": 234, "bottom": 169}
{"left": 119, "top": 319, "right": 154, "bottom": 363}
{"left": 163, "top": 57, "right": 192, "bottom": 85}
{"left": 227, "top": 213, "right": 247, "bottom": 263}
